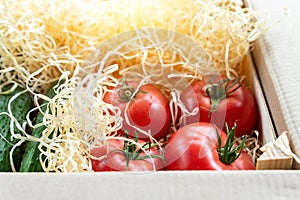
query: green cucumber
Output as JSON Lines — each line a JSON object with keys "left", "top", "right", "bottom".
{"left": 0, "top": 85, "right": 33, "bottom": 172}
{"left": 19, "top": 82, "right": 57, "bottom": 172}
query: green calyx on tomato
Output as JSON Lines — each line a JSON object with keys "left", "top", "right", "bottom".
{"left": 217, "top": 122, "right": 247, "bottom": 165}
{"left": 205, "top": 77, "right": 241, "bottom": 112}
{"left": 117, "top": 80, "right": 146, "bottom": 103}
{"left": 120, "top": 130, "right": 164, "bottom": 170}
{"left": 118, "top": 85, "right": 136, "bottom": 102}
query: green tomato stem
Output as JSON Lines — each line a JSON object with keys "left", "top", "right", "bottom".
{"left": 205, "top": 77, "right": 242, "bottom": 113}
{"left": 121, "top": 130, "right": 163, "bottom": 170}
{"left": 217, "top": 122, "right": 247, "bottom": 165}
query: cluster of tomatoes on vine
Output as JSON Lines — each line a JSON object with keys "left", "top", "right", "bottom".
{"left": 91, "top": 76, "right": 258, "bottom": 171}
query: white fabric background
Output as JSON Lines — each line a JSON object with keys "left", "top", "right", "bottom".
{"left": 251, "top": 0, "right": 300, "bottom": 158}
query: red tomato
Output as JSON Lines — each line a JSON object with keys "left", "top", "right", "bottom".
{"left": 103, "top": 82, "right": 171, "bottom": 141}
{"left": 90, "top": 139, "right": 163, "bottom": 171}
{"left": 164, "top": 122, "right": 255, "bottom": 170}
{"left": 180, "top": 76, "right": 257, "bottom": 137}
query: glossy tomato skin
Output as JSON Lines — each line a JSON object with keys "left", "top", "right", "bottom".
{"left": 180, "top": 77, "right": 258, "bottom": 137}
{"left": 91, "top": 139, "right": 163, "bottom": 171}
{"left": 164, "top": 122, "right": 255, "bottom": 170}
{"left": 103, "top": 82, "right": 171, "bottom": 141}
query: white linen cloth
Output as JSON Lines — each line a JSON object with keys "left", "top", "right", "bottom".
{"left": 251, "top": 0, "right": 300, "bottom": 159}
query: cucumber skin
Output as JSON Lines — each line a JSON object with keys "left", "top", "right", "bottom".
{"left": 0, "top": 86, "right": 33, "bottom": 172}
{"left": 19, "top": 83, "right": 57, "bottom": 172}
